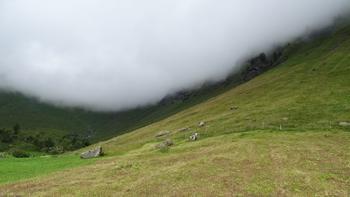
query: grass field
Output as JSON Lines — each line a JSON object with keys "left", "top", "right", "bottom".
{"left": 0, "top": 24, "right": 349, "bottom": 195}
{"left": 1, "top": 131, "right": 349, "bottom": 196}
{"left": 0, "top": 155, "right": 96, "bottom": 185}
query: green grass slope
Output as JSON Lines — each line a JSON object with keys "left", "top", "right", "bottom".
{"left": 0, "top": 155, "right": 96, "bottom": 184}
{"left": 0, "top": 79, "right": 234, "bottom": 144}
{"left": 1, "top": 25, "right": 350, "bottom": 196}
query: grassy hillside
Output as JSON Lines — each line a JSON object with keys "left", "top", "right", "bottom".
{"left": 0, "top": 77, "right": 238, "bottom": 145}
{"left": 0, "top": 24, "right": 350, "bottom": 196}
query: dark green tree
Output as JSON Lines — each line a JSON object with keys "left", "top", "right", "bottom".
{"left": 13, "top": 123, "right": 21, "bottom": 135}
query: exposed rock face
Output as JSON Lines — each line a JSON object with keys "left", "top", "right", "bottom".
{"left": 80, "top": 146, "right": 103, "bottom": 159}
{"left": 198, "top": 121, "right": 205, "bottom": 127}
{"left": 190, "top": 133, "right": 199, "bottom": 141}
{"left": 159, "top": 91, "right": 192, "bottom": 105}
{"left": 339, "top": 122, "right": 350, "bottom": 127}
{"left": 242, "top": 50, "right": 286, "bottom": 81}
{"left": 158, "top": 49, "right": 286, "bottom": 108}
{"left": 155, "top": 130, "right": 170, "bottom": 138}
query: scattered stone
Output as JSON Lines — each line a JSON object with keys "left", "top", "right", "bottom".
{"left": 339, "top": 122, "right": 350, "bottom": 127}
{"left": 230, "top": 106, "right": 239, "bottom": 111}
{"left": 189, "top": 133, "right": 199, "bottom": 141}
{"left": 155, "top": 139, "right": 174, "bottom": 149}
{"left": 155, "top": 130, "right": 170, "bottom": 138}
{"left": 198, "top": 121, "right": 205, "bottom": 127}
{"left": 177, "top": 127, "right": 189, "bottom": 132}
{"left": 80, "top": 146, "right": 103, "bottom": 159}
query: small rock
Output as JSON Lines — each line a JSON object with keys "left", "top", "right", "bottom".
{"left": 189, "top": 133, "right": 199, "bottom": 141}
{"left": 155, "top": 139, "right": 174, "bottom": 149}
{"left": 177, "top": 127, "right": 189, "bottom": 132}
{"left": 164, "top": 139, "right": 174, "bottom": 146}
{"left": 80, "top": 146, "right": 103, "bottom": 159}
{"left": 230, "top": 106, "right": 239, "bottom": 111}
{"left": 198, "top": 121, "right": 205, "bottom": 127}
{"left": 339, "top": 122, "right": 350, "bottom": 127}
{"left": 155, "top": 130, "right": 170, "bottom": 138}
{"left": 282, "top": 117, "right": 289, "bottom": 121}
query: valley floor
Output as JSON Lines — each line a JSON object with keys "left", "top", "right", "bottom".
{"left": 1, "top": 130, "right": 349, "bottom": 196}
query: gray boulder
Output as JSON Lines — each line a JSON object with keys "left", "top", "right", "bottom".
{"left": 80, "top": 146, "right": 103, "bottom": 159}
{"left": 155, "top": 130, "right": 170, "bottom": 138}
{"left": 155, "top": 139, "right": 174, "bottom": 149}
{"left": 339, "top": 122, "right": 350, "bottom": 127}
{"left": 198, "top": 121, "right": 205, "bottom": 127}
{"left": 189, "top": 133, "right": 199, "bottom": 141}
{"left": 177, "top": 127, "right": 189, "bottom": 132}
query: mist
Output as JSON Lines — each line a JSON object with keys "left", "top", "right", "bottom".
{"left": 0, "top": 0, "right": 349, "bottom": 111}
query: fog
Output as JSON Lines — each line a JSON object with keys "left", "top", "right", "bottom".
{"left": 0, "top": 0, "right": 349, "bottom": 111}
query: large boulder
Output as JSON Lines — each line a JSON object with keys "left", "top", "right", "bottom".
{"left": 80, "top": 146, "right": 103, "bottom": 159}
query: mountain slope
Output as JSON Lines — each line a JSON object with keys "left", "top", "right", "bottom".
{"left": 94, "top": 24, "right": 350, "bottom": 156}
{"left": 1, "top": 24, "right": 350, "bottom": 195}
{"left": 0, "top": 78, "right": 238, "bottom": 143}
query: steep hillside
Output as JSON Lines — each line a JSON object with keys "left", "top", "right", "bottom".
{"left": 1, "top": 24, "right": 350, "bottom": 196}
{"left": 90, "top": 24, "right": 350, "bottom": 156}
{"left": 0, "top": 49, "right": 273, "bottom": 153}
{"left": 0, "top": 79, "right": 237, "bottom": 143}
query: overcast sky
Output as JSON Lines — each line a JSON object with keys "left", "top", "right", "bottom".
{"left": 0, "top": 0, "right": 349, "bottom": 111}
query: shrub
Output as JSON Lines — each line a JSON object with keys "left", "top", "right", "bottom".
{"left": 0, "top": 152, "right": 8, "bottom": 158}
{"left": 11, "top": 149, "right": 30, "bottom": 158}
{"left": 0, "top": 142, "right": 9, "bottom": 152}
{"left": 48, "top": 146, "right": 64, "bottom": 155}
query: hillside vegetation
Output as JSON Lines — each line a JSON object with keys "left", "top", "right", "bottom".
{"left": 0, "top": 24, "right": 350, "bottom": 196}
{"left": 0, "top": 77, "right": 237, "bottom": 154}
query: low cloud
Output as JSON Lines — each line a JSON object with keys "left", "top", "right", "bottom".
{"left": 0, "top": 0, "right": 349, "bottom": 111}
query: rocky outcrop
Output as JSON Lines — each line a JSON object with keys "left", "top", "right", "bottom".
{"left": 158, "top": 48, "right": 286, "bottom": 107}
{"left": 80, "top": 146, "right": 103, "bottom": 159}
{"left": 242, "top": 50, "right": 286, "bottom": 81}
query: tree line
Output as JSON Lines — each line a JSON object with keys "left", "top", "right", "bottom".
{"left": 0, "top": 124, "right": 90, "bottom": 158}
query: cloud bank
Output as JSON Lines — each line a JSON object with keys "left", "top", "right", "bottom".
{"left": 0, "top": 0, "right": 349, "bottom": 111}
